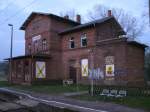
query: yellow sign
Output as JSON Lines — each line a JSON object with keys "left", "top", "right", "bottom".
{"left": 81, "top": 59, "right": 88, "bottom": 77}
{"left": 36, "top": 61, "right": 46, "bottom": 78}
{"left": 106, "top": 64, "right": 114, "bottom": 77}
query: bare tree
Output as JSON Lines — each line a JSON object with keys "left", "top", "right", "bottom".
{"left": 88, "top": 5, "right": 145, "bottom": 39}
{"left": 142, "top": 0, "right": 149, "bottom": 25}
{"left": 146, "top": 0, "right": 150, "bottom": 25}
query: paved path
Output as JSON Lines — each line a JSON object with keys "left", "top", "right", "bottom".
{"left": 0, "top": 88, "right": 148, "bottom": 112}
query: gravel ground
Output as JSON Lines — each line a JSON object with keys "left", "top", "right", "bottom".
{"left": 1, "top": 87, "right": 147, "bottom": 112}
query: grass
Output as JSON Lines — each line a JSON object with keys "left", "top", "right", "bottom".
{"left": 0, "top": 81, "right": 88, "bottom": 94}
{"left": 71, "top": 94, "right": 150, "bottom": 111}
{"left": 0, "top": 81, "right": 10, "bottom": 87}
{"left": 12, "top": 84, "right": 88, "bottom": 94}
{"left": 0, "top": 73, "right": 7, "bottom": 81}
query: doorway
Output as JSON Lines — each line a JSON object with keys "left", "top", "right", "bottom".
{"left": 69, "top": 66, "right": 77, "bottom": 83}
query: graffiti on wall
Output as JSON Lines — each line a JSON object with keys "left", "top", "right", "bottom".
{"left": 88, "top": 68, "right": 104, "bottom": 80}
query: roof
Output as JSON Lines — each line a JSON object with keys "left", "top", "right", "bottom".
{"left": 127, "top": 39, "right": 148, "bottom": 48}
{"left": 5, "top": 54, "right": 51, "bottom": 60}
{"left": 59, "top": 16, "right": 125, "bottom": 35}
{"left": 20, "top": 12, "right": 80, "bottom": 30}
{"left": 96, "top": 37, "right": 148, "bottom": 48}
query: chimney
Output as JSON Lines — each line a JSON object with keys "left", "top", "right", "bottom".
{"left": 64, "top": 15, "right": 69, "bottom": 19}
{"left": 108, "top": 10, "right": 112, "bottom": 17}
{"left": 76, "top": 14, "right": 81, "bottom": 23}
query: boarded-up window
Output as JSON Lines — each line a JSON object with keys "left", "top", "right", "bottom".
{"left": 36, "top": 61, "right": 46, "bottom": 78}
{"left": 81, "top": 59, "right": 88, "bottom": 77}
{"left": 105, "top": 56, "right": 115, "bottom": 80}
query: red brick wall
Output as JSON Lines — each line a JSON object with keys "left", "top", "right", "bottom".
{"left": 96, "top": 19, "right": 122, "bottom": 41}
{"left": 94, "top": 39, "right": 127, "bottom": 85}
{"left": 61, "top": 27, "right": 96, "bottom": 83}
{"left": 48, "top": 17, "right": 79, "bottom": 79}
{"left": 25, "top": 15, "right": 51, "bottom": 55}
{"left": 126, "top": 44, "right": 145, "bottom": 86}
{"left": 61, "top": 27, "right": 96, "bottom": 51}
{"left": 24, "top": 15, "right": 79, "bottom": 81}
{"left": 21, "top": 14, "right": 145, "bottom": 86}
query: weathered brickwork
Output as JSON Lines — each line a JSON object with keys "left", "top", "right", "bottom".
{"left": 9, "top": 12, "right": 146, "bottom": 86}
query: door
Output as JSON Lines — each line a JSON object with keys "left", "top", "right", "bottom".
{"left": 69, "top": 66, "right": 77, "bottom": 83}
{"left": 24, "top": 61, "right": 30, "bottom": 83}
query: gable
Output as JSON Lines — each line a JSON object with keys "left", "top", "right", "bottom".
{"left": 20, "top": 12, "right": 80, "bottom": 30}
{"left": 59, "top": 16, "right": 125, "bottom": 35}
{"left": 95, "top": 17, "right": 126, "bottom": 41}
{"left": 25, "top": 15, "right": 50, "bottom": 37}
{"left": 20, "top": 13, "right": 49, "bottom": 30}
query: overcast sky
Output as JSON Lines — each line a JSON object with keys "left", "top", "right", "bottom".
{"left": 0, "top": 0, "right": 149, "bottom": 61}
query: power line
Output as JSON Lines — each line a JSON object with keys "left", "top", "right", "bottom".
{"left": 0, "top": 0, "right": 37, "bottom": 27}
{"left": 0, "top": 0, "right": 37, "bottom": 32}
{"left": 0, "top": 0, "right": 14, "bottom": 15}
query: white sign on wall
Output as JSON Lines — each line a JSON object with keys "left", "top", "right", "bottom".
{"left": 105, "top": 56, "right": 114, "bottom": 65}
{"left": 32, "top": 35, "right": 41, "bottom": 42}
{"left": 36, "top": 61, "right": 46, "bottom": 78}
{"left": 81, "top": 59, "right": 88, "bottom": 77}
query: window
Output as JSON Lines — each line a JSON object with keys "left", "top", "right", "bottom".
{"left": 34, "top": 40, "right": 38, "bottom": 53}
{"left": 28, "top": 43, "right": 31, "bottom": 54}
{"left": 17, "top": 61, "right": 22, "bottom": 78}
{"left": 81, "top": 34, "right": 87, "bottom": 47}
{"left": 42, "top": 39, "right": 47, "bottom": 50}
{"left": 69, "top": 37, "right": 75, "bottom": 49}
{"left": 32, "top": 35, "right": 41, "bottom": 54}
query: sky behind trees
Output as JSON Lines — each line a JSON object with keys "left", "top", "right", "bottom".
{"left": 0, "top": 0, "right": 149, "bottom": 60}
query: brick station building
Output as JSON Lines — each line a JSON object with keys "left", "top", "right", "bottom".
{"left": 8, "top": 11, "right": 147, "bottom": 86}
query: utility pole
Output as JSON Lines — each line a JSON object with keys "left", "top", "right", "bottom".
{"left": 89, "top": 48, "right": 94, "bottom": 96}
{"left": 8, "top": 24, "right": 13, "bottom": 83}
